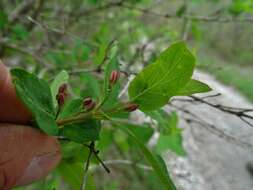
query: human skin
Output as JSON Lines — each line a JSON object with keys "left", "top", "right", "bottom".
{"left": 0, "top": 62, "right": 61, "bottom": 190}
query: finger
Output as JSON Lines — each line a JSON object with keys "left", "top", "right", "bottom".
{"left": 0, "top": 124, "right": 61, "bottom": 190}
{"left": 0, "top": 61, "right": 32, "bottom": 124}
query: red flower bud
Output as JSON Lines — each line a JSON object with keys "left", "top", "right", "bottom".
{"left": 83, "top": 97, "right": 96, "bottom": 111}
{"left": 83, "top": 97, "right": 92, "bottom": 106}
{"left": 56, "top": 93, "right": 65, "bottom": 106}
{"left": 124, "top": 103, "right": 139, "bottom": 112}
{"left": 58, "top": 83, "right": 68, "bottom": 94}
{"left": 56, "top": 83, "right": 68, "bottom": 107}
{"left": 109, "top": 70, "right": 120, "bottom": 86}
{"left": 58, "top": 83, "right": 68, "bottom": 99}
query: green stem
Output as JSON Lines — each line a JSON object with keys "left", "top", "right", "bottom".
{"left": 95, "top": 88, "right": 112, "bottom": 111}
{"left": 56, "top": 112, "right": 92, "bottom": 126}
{"left": 56, "top": 104, "right": 125, "bottom": 127}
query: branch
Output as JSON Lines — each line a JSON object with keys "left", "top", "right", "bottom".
{"left": 170, "top": 103, "right": 253, "bottom": 150}
{"left": 171, "top": 93, "right": 253, "bottom": 128}
{"left": 96, "top": 39, "right": 117, "bottom": 72}
{"left": 0, "top": 41, "right": 50, "bottom": 68}
{"left": 71, "top": 0, "right": 125, "bottom": 22}
{"left": 9, "top": 0, "right": 35, "bottom": 24}
{"left": 80, "top": 142, "right": 93, "bottom": 190}
{"left": 91, "top": 159, "right": 152, "bottom": 171}
{"left": 190, "top": 95, "right": 253, "bottom": 123}
{"left": 119, "top": 3, "right": 253, "bottom": 23}
{"left": 27, "top": 0, "right": 45, "bottom": 30}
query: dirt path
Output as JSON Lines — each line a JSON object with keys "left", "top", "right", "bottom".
{"left": 164, "top": 71, "right": 253, "bottom": 190}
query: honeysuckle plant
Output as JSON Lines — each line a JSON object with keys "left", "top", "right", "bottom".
{"left": 11, "top": 42, "right": 211, "bottom": 190}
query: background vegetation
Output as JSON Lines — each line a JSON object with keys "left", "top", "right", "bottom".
{"left": 0, "top": 0, "right": 253, "bottom": 189}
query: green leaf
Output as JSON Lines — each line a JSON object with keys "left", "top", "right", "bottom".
{"left": 61, "top": 141, "right": 85, "bottom": 159}
{"left": 35, "top": 110, "right": 58, "bottom": 136}
{"left": 93, "top": 44, "right": 107, "bottom": 65}
{"left": 80, "top": 72, "right": 101, "bottom": 98}
{"left": 50, "top": 70, "right": 69, "bottom": 107}
{"left": 125, "top": 124, "right": 154, "bottom": 145}
{"left": 116, "top": 124, "right": 177, "bottom": 190}
{"left": 103, "top": 49, "right": 119, "bottom": 94}
{"left": 102, "top": 50, "right": 120, "bottom": 109}
{"left": 148, "top": 111, "right": 186, "bottom": 155}
{"left": 113, "top": 130, "right": 130, "bottom": 152}
{"left": 129, "top": 42, "right": 195, "bottom": 111}
{"left": 176, "top": 4, "right": 187, "bottom": 17}
{"left": 147, "top": 110, "right": 170, "bottom": 133}
{"left": 59, "top": 98, "right": 83, "bottom": 119}
{"left": 155, "top": 155, "right": 171, "bottom": 181}
{"left": 10, "top": 24, "right": 29, "bottom": 41}
{"left": 11, "top": 69, "right": 55, "bottom": 113}
{"left": 87, "top": 0, "right": 101, "bottom": 5}
{"left": 156, "top": 134, "right": 186, "bottom": 156}
{"left": 60, "top": 119, "right": 101, "bottom": 143}
{"left": 177, "top": 79, "right": 211, "bottom": 96}
{"left": 57, "top": 161, "right": 83, "bottom": 189}
{"left": 61, "top": 141, "right": 90, "bottom": 163}
{"left": 228, "top": 0, "right": 253, "bottom": 16}
{"left": 73, "top": 40, "right": 90, "bottom": 62}
{"left": 96, "top": 128, "right": 113, "bottom": 151}
{"left": 11, "top": 69, "right": 58, "bottom": 135}
{"left": 147, "top": 110, "right": 179, "bottom": 135}
{"left": 58, "top": 161, "right": 96, "bottom": 190}
{"left": 0, "top": 11, "right": 8, "bottom": 30}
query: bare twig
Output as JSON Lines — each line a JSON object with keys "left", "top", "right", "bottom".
{"left": 190, "top": 95, "right": 253, "bottom": 123}
{"left": 27, "top": 0, "right": 45, "bottom": 30}
{"left": 91, "top": 159, "right": 152, "bottom": 171}
{"left": 71, "top": 0, "right": 125, "bottom": 22}
{"left": 93, "top": 151, "right": 111, "bottom": 173}
{"left": 170, "top": 103, "right": 253, "bottom": 150}
{"left": 96, "top": 39, "right": 117, "bottom": 72}
{"left": 0, "top": 41, "right": 50, "bottom": 67}
{"left": 119, "top": 3, "right": 253, "bottom": 23}
{"left": 83, "top": 143, "right": 111, "bottom": 174}
{"left": 172, "top": 94, "right": 253, "bottom": 128}
{"left": 9, "top": 0, "right": 35, "bottom": 24}
{"left": 80, "top": 142, "right": 93, "bottom": 190}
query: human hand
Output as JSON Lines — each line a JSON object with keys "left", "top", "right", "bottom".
{"left": 0, "top": 62, "right": 61, "bottom": 190}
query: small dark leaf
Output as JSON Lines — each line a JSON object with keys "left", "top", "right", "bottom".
{"left": 176, "top": 4, "right": 187, "bottom": 17}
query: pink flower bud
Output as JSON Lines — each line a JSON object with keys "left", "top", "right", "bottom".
{"left": 124, "top": 103, "right": 139, "bottom": 112}
{"left": 109, "top": 70, "right": 120, "bottom": 85}
{"left": 83, "top": 97, "right": 96, "bottom": 111}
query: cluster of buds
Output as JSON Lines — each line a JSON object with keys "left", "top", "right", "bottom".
{"left": 109, "top": 70, "right": 120, "bottom": 86}
{"left": 124, "top": 103, "right": 139, "bottom": 112}
{"left": 56, "top": 83, "right": 68, "bottom": 106}
{"left": 83, "top": 97, "right": 96, "bottom": 111}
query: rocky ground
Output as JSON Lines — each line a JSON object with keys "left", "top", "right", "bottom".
{"left": 163, "top": 71, "right": 253, "bottom": 190}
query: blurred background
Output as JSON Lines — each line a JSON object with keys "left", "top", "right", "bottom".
{"left": 1, "top": 0, "right": 253, "bottom": 189}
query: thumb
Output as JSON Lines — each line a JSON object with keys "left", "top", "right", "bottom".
{"left": 0, "top": 61, "right": 32, "bottom": 124}
{"left": 0, "top": 124, "right": 61, "bottom": 190}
